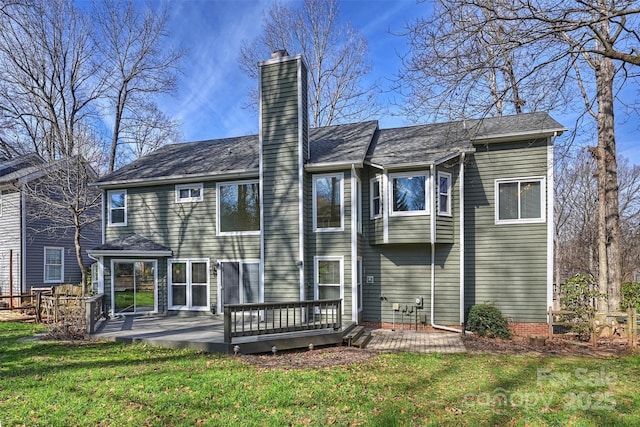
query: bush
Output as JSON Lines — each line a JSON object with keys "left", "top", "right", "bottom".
{"left": 466, "top": 304, "right": 511, "bottom": 339}
{"left": 559, "top": 274, "right": 605, "bottom": 341}
{"left": 621, "top": 281, "right": 640, "bottom": 311}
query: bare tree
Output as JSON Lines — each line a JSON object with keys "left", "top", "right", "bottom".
{"left": 400, "top": 0, "right": 640, "bottom": 311}
{"left": 20, "top": 150, "right": 102, "bottom": 291}
{"left": 556, "top": 150, "right": 640, "bottom": 287}
{"left": 92, "top": 0, "right": 184, "bottom": 172}
{"left": 0, "top": 0, "right": 183, "bottom": 287}
{"left": 397, "top": 0, "right": 573, "bottom": 122}
{"left": 239, "top": 0, "right": 378, "bottom": 127}
{"left": 0, "top": 0, "right": 102, "bottom": 160}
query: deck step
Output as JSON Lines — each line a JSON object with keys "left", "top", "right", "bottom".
{"left": 342, "top": 326, "right": 370, "bottom": 347}
{"left": 352, "top": 332, "right": 372, "bottom": 348}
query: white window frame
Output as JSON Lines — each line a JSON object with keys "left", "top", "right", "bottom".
{"left": 107, "top": 189, "right": 127, "bottom": 227}
{"left": 370, "top": 176, "right": 382, "bottom": 219}
{"left": 216, "top": 179, "right": 260, "bottom": 236}
{"left": 313, "top": 173, "right": 344, "bottom": 232}
{"left": 437, "top": 171, "right": 452, "bottom": 217}
{"left": 389, "top": 171, "right": 430, "bottom": 217}
{"left": 44, "top": 247, "right": 64, "bottom": 284}
{"left": 175, "top": 183, "right": 203, "bottom": 203}
{"left": 314, "top": 256, "right": 344, "bottom": 307}
{"left": 495, "top": 176, "right": 546, "bottom": 224}
{"left": 168, "top": 258, "right": 210, "bottom": 311}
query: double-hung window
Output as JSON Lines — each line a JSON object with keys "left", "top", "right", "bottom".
{"left": 44, "top": 247, "right": 64, "bottom": 283}
{"left": 389, "top": 172, "right": 429, "bottom": 216}
{"left": 175, "top": 183, "right": 203, "bottom": 203}
{"left": 108, "top": 190, "right": 127, "bottom": 226}
{"left": 370, "top": 177, "right": 382, "bottom": 219}
{"left": 314, "top": 256, "right": 343, "bottom": 301}
{"left": 437, "top": 171, "right": 452, "bottom": 216}
{"left": 313, "top": 173, "right": 344, "bottom": 231}
{"left": 217, "top": 180, "right": 260, "bottom": 234}
{"left": 495, "top": 177, "right": 545, "bottom": 224}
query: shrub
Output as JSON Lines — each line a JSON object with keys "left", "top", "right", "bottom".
{"left": 559, "top": 274, "right": 605, "bottom": 341}
{"left": 621, "top": 281, "right": 640, "bottom": 311}
{"left": 466, "top": 304, "right": 511, "bottom": 339}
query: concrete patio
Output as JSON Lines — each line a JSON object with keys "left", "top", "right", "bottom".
{"left": 90, "top": 314, "right": 466, "bottom": 354}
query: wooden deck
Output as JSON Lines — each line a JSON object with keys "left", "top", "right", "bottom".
{"left": 91, "top": 314, "right": 355, "bottom": 354}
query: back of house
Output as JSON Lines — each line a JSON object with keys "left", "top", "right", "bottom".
{"left": 90, "top": 51, "right": 565, "bottom": 334}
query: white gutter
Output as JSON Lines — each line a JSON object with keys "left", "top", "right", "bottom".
{"left": 21, "top": 190, "right": 26, "bottom": 293}
{"left": 305, "top": 161, "right": 363, "bottom": 172}
{"left": 547, "top": 134, "right": 556, "bottom": 311}
{"left": 298, "top": 57, "right": 305, "bottom": 302}
{"left": 351, "top": 164, "right": 358, "bottom": 322}
{"left": 429, "top": 163, "right": 464, "bottom": 334}
{"left": 459, "top": 153, "right": 465, "bottom": 325}
{"left": 93, "top": 170, "right": 258, "bottom": 190}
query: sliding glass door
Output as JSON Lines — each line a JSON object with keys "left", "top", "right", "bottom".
{"left": 112, "top": 261, "right": 157, "bottom": 314}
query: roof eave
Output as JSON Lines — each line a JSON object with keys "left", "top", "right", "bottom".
{"left": 87, "top": 250, "right": 173, "bottom": 257}
{"left": 304, "top": 161, "right": 364, "bottom": 172}
{"left": 471, "top": 128, "right": 567, "bottom": 144}
{"left": 92, "top": 169, "right": 259, "bottom": 189}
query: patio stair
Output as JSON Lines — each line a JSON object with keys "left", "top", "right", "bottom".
{"left": 342, "top": 326, "right": 372, "bottom": 348}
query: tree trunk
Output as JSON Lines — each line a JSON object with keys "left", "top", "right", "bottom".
{"left": 595, "top": 56, "right": 621, "bottom": 312}
{"left": 73, "top": 213, "right": 87, "bottom": 296}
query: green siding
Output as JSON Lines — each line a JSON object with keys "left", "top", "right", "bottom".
{"left": 260, "top": 56, "right": 306, "bottom": 302}
{"left": 465, "top": 139, "right": 549, "bottom": 322}
{"left": 360, "top": 164, "right": 462, "bottom": 327}
{"left": 305, "top": 169, "right": 353, "bottom": 319}
{"left": 104, "top": 182, "right": 260, "bottom": 311}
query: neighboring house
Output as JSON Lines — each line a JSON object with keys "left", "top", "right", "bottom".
{"left": 89, "top": 51, "right": 566, "bottom": 334}
{"left": 0, "top": 154, "right": 100, "bottom": 295}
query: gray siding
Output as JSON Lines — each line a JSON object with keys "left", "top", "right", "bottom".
{"left": 464, "top": 139, "right": 549, "bottom": 322}
{"left": 0, "top": 190, "right": 22, "bottom": 294}
{"left": 260, "top": 56, "right": 306, "bottom": 302}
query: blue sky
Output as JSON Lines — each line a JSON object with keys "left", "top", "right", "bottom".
{"left": 156, "top": 0, "right": 638, "bottom": 162}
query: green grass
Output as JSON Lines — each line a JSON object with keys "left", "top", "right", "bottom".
{"left": 1, "top": 321, "right": 640, "bottom": 426}
{"left": 114, "top": 290, "right": 155, "bottom": 311}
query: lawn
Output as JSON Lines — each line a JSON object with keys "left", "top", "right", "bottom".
{"left": 1, "top": 322, "right": 639, "bottom": 426}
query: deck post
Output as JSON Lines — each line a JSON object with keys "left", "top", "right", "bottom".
{"left": 223, "top": 305, "right": 231, "bottom": 344}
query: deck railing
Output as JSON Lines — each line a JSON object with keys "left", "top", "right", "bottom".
{"left": 223, "top": 299, "right": 342, "bottom": 344}
{"left": 85, "top": 294, "right": 107, "bottom": 334}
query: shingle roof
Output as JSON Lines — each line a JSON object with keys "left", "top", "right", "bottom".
{"left": 309, "top": 121, "right": 378, "bottom": 165}
{"left": 93, "top": 112, "right": 565, "bottom": 186}
{"left": 94, "top": 121, "right": 379, "bottom": 186}
{"left": 467, "top": 111, "right": 567, "bottom": 141}
{"left": 0, "top": 154, "right": 45, "bottom": 184}
{"left": 367, "top": 122, "right": 473, "bottom": 168}
{"left": 95, "top": 135, "right": 260, "bottom": 186}
{"left": 366, "top": 112, "right": 566, "bottom": 168}
{"left": 90, "top": 234, "right": 172, "bottom": 254}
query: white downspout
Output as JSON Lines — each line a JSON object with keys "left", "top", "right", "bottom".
{"left": 21, "top": 190, "right": 26, "bottom": 293}
{"left": 459, "top": 153, "right": 465, "bottom": 325}
{"left": 351, "top": 164, "right": 358, "bottom": 322}
{"left": 430, "top": 163, "right": 463, "bottom": 334}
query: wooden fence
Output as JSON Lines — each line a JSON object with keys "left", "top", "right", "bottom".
{"left": 548, "top": 306, "right": 638, "bottom": 348}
